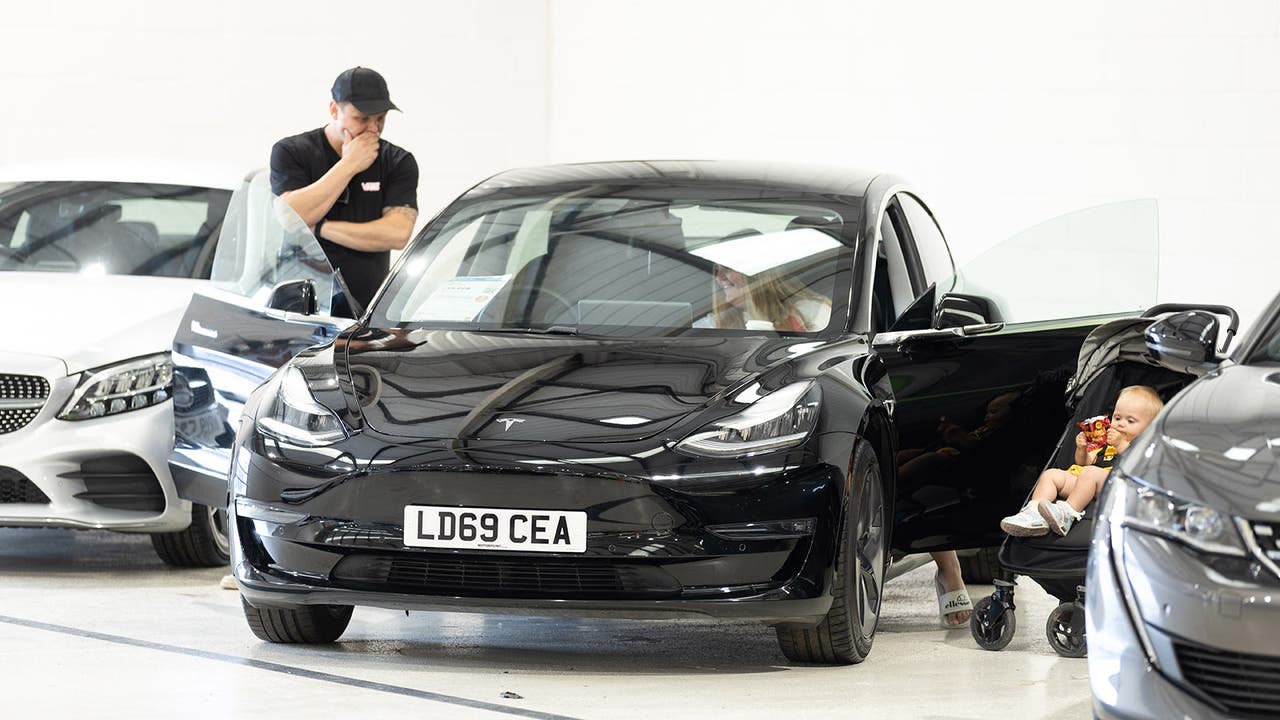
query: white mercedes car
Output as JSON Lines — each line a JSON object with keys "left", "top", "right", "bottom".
{"left": 0, "top": 165, "right": 237, "bottom": 566}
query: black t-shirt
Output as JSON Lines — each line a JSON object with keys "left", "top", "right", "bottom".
{"left": 269, "top": 127, "right": 419, "bottom": 310}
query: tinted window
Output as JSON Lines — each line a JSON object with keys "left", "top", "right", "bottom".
{"left": 0, "top": 181, "right": 230, "bottom": 278}
{"left": 898, "top": 193, "right": 954, "bottom": 292}
{"left": 876, "top": 209, "right": 916, "bottom": 321}
{"left": 375, "top": 191, "right": 856, "bottom": 337}
{"left": 1245, "top": 303, "right": 1280, "bottom": 365}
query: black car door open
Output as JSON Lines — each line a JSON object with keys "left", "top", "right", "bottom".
{"left": 168, "top": 170, "right": 355, "bottom": 510}
{"left": 868, "top": 195, "right": 1160, "bottom": 553}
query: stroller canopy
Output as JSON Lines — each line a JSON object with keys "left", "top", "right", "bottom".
{"left": 1064, "top": 316, "right": 1161, "bottom": 409}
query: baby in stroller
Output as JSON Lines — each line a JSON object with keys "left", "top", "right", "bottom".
{"left": 969, "top": 304, "right": 1236, "bottom": 657}
{"left": 998, "top": 385, "right": 1164, "bottom": 537}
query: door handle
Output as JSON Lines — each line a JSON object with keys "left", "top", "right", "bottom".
{"left": 961, "top": 322, "right": 1004, "bottom": 337}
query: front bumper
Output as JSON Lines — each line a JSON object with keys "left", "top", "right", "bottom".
{"left": 231, "top": 440, "right": 846, "bottom": 626}
{"left": 1087, "top": 503, "right": 1280, "bottom": 719}
{"left": 0, "top": 361, "right": 190, "bottom": 532}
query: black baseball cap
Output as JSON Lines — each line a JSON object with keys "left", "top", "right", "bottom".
{"left": 331, "top": 67, "right": 400, "bottom": 114}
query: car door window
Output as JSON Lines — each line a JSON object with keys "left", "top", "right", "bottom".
{"left": 898, "top": 193, "right": 955, "bottom": 294}
{"left": 873, "top": 198, "right": 947, "bottom": 333}
{"left": 876, "top": 208, "right": 917, "bottom": 325}
{"left": 953, "top": 199, "right": 1159, "bottom": 324}
{"left": 209, "top": 171, "right": 338, "bottom": 314}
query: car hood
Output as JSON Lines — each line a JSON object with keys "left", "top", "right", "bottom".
{"left": 1, "top": 272, "right": 206, "bottom": 374}
{"left": 1134, "top": 363, "right": 1280, "bottom": 519}
{"left": 341, "top": 328, "right": 808, "bottom": 443}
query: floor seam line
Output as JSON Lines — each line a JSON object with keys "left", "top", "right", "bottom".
{"left": 0, "top": 614, "right": 583, "bottom": 720}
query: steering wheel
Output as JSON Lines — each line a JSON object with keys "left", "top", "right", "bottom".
{"left": 474, "top": 285, "right": 576, "bottom": 325}
{"left": 0, "top": 240, "right": 81, "bottom": 271}
{"left": 527, "top": 287, "right": 576, "bottom": 324}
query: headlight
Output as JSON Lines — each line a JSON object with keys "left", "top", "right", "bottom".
{"left": 1114, "top": 471, "right": 1247, "bottom": 557}
{"left": 255, "top": 367, "right": 347, "bottom": 447}
{"left": 58, "top": 353, "right": 173, "bottom": 420}
{"left": 676, "top": 380, "right": 820, "bottom": 458}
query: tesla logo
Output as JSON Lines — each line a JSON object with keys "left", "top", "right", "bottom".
{"left": 496, "top": 418, "right": 525, "bottom": 431}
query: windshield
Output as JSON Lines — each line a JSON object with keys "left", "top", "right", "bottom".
{"left": 0, "top": 181, "right": 231, "bottom": 278}
{"left": 372, "top": 190, "right": 854, "bottom": 337}
{"left": 1244, "top": 301, "right": 1280, "bottom": 365}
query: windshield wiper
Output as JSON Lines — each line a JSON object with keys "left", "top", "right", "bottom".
{"left": 481, "top": 325, "right": 579, "bottom": 335}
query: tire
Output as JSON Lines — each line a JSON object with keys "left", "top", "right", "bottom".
{"left": 151, "top": 503, "right": 230, "bottom": 568}
{"left": 242, "top": 596, "right": 353, "bottom": 643}
{"left": 958, "top": 546, "right": 1009, "bottom": 584}
{"left": 970, "top": 595, "right": 1016, "bottom": 651}
{"left": 1046, "top": 601, "right": 1088, "bottom": 658}
{"left": 776, "top": 441, "right": 887, "bottom": 664}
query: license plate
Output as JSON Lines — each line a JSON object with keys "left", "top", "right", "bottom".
{"left": 403, "top": 505, "right": 587, "bottom": 553}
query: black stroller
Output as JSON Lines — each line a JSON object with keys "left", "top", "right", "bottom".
{"left": 968, "top": 304, "right": 1238, "bottom": 657}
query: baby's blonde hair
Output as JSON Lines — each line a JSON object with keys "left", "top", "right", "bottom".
{"left": 1118, "top": 385, "right": 1164, "bottom": 419}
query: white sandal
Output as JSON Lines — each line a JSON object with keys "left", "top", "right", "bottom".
{"left": 935, "top": 572, "right": 972, "bottom": 628}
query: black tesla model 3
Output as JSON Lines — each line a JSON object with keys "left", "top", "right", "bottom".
{"left": 171, "top": 162, "right": 1160, "bottom": 663}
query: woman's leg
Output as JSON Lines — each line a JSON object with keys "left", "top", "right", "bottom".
{"left": 931, "top": 550, "right": 971, "bottom": 627}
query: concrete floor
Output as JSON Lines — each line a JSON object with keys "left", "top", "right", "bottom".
{"left": 0, "top": 528, "right": 1092, "bottom": 719}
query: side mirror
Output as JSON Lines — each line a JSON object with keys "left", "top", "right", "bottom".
{"left": 933, "top": 293, "right": 1001, "bottom": 330}
{"left": 1145, "top": 311, "right": 1220, "bottom": 374}
{"left": 266, "top": 279, "right": 317, "bottom": 315}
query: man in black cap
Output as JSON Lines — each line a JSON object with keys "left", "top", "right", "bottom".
{"left": 269, "top": 66, "right": 419, "bottom": 313}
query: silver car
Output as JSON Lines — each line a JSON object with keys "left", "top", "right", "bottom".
{"left": 0, "top": 168, "right": 235, "bottom": 566}
{"left": 1087, "top": 291, "right": 1280, "bottom": 719}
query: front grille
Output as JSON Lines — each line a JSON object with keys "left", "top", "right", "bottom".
{"left": 59, "top": 454, "right": 164, "bottom": 512}
{"left": 0, "top": 467, "right": 51, "bottom": 504}
{"left": 0, "top": 373, "right": 50, "bottom": 435}
{"left": 1174, "top": 641, "right": 1280, "bottom": 719}
{"left": 331, "top": 554, "right": 683, "bottom": 599}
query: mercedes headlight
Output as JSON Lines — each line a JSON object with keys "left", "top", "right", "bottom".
{"left": 59, "top": 353, "right": 173, "bottom": 420}
{"left": 676, "top": 380, "right": 820, "bottom": 458}
{"left": 255, "top": 367, "right": 347, "bottom": 447}
{"left": 1114, "top": 471, "right": 1246, "bottom": 556}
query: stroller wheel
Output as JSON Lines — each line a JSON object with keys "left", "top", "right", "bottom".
{"left": 970, "top": 595, "right": 1016, "bottom": 651}
{"left": 1046, "top": 601, "right": 1088, "bottom": 658}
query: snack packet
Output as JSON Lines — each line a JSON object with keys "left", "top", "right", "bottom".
{"left": 1077, "top": 415, "right": 1110, "bottom": 452}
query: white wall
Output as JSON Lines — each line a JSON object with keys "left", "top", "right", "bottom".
{"left": 4, "top": 1, "right": 1277, "bottom": 332}
{"left": 0, "top": 0, "right": 551, "bottom": 221}
{"left": 549, "top": 0, "right": 1280, "bottom": 332}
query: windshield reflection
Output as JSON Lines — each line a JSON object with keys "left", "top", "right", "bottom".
{"left": 374, "top": 193, "right": 854, "bottom": 338}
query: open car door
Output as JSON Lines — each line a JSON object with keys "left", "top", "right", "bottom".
{"left": 867, "top": 197, "right": 1159, "bottom": 552}
{"left": 168, "top": 170, "right": 356, "bottom": 510}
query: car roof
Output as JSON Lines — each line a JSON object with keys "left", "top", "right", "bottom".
{"left": 0, "top": 159, "right": 242, "bottom": 190}
{"left": 470, "top": 159, "right": 884, "bottom": 199}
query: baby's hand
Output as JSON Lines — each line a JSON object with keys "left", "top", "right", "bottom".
{"left": 1074, "top": 432, "right": 1088, "bottom": 449}
{"left": 1107, "top": 428, "right": 1131, "bottom": 455}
